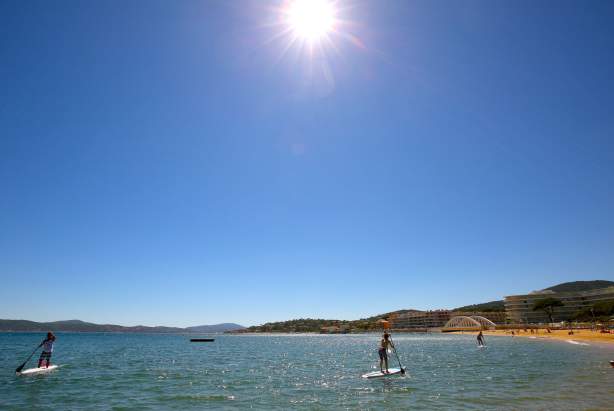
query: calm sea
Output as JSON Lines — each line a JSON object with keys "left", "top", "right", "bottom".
{"left": 1, "top": 333, "right": 613, "bottom": 410}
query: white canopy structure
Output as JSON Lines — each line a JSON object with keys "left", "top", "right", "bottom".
{"left": 442, "top": 315, "right": 497, "bottom": 331}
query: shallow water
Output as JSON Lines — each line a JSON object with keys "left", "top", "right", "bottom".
{"left": 1, "top": 333, "right": 613, "bottom": 410}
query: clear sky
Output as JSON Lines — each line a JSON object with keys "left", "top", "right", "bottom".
{"left": 1, "top": 0, "right": 613, "bottom": 327}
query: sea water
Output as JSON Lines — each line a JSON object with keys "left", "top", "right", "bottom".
{"left": 1, "top": 333, "right": 613, "bottom": 410}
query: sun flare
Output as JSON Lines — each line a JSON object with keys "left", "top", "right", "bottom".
{"left": 265, "top": 0, "right": 364, "bottom": 95}
{"left": 285, "top": 0, "right": 336, "bottom": 42}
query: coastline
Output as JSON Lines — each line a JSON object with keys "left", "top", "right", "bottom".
{"left": 452, "top": 328, "right": 614, "bottom": 345}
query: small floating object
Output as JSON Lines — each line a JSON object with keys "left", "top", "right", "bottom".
{"left": 190, "top": 338, "right": 215, "bottom": 342}
{"left": 610, "top": 360, "right": 614, "bottom": 368}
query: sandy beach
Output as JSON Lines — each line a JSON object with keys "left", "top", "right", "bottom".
{"left": 455, "top": 328, "right": 614, "bottom": 345}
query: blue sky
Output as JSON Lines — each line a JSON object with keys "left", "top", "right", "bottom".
{"left": 1, "top": 0, "right": 613, "bottom": 327}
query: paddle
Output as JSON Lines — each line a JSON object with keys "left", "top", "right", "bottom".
{"left": 15, "top": 344, "right": 41, "bottom": 373}
{"left": 388, "top": 335, "right": 405, "bottom": 374}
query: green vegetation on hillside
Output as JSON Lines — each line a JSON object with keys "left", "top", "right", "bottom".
{"left": 532, "top": 298, "right": 564, "bottom": 323}
{"left": 244, "top": 319, "right": 347, "bottom": 333}
{"left": 545, "top": 280, "right": 614, "bottom": 293}
{"left": 572, "top": 300, "right": 614, "bottom": 322}
{"left": 243, "top": 310, "right": 419, "bottom": 333}
{"left": 453, "top": 300, "right": 505, "bottom": 312}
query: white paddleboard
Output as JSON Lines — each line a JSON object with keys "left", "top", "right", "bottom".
{"left": 17, "top": 365, "right": 59, "bottom": 376}
{"left": 362, "top": 367, "right": 404, "bottom": 379}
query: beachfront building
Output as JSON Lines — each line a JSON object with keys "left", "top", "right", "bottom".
{"left": 391, "top": 310, "right": 507, "bottom": 329}
{"left": 391, "top": 310, "right": 451, "bottom": 329}
{"left": 504, "top": 286, "right": 614, "bottom": 324}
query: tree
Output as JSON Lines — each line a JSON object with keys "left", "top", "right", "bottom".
{"left": 532, "top": 298, "right": 564, "bottom": 323}
{"left": 571, "top": 307, "right": 593, "bottom": 322}
{"left": 592, "top": 300, "right": 614, "bottom": 317}
{"left": 570, "top": 301, "right": 614, "bottom": 322}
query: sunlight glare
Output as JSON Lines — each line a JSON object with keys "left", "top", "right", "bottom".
{"left": 286, "top": 0, "right": 335, "bottom": 42}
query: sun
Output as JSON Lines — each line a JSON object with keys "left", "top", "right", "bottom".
{"left": 264, "top": 0, "right": 364, "bottom": 94}
{"left": 285, "top": 0, "right": 336, "bottom": 43}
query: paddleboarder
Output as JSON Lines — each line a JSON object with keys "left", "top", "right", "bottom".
{"left": 378, "top": 332, "right": 392, "bottom": 374}
{"left": 477, "top": 331, "right": 485, "bottom": 347}
{"left": 37, "top": 332, "right": 56, "bottom": 368}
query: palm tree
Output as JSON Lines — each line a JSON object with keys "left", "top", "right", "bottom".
{"left": 532, "top": 298, "right": 564, "bottom": 323}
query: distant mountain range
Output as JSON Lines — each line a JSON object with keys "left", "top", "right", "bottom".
{"left": 0, "top": 319, "right": 245, "bottom": 334}
{"left": 184, "top": 323, "right": 246, "bottom": 333}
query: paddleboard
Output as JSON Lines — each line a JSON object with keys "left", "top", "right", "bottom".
{"left": 17, "top": 365, "right": 59, "bottom": 376}
{"left": 362, "top": 367, "right": 404, "bottom": 379}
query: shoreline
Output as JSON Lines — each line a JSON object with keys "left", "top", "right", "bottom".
{"left": 452, "top": 328, "right": 614, "bottom": 346}
{"left": 3, "top": 329, "right": 614, "bottom": 347}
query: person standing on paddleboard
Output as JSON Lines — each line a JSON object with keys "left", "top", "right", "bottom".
{"left": 379, "top": 333, "right": 392, "bottom": 374}
{"left": 37, "top": 332, "right": 55, "bottom": 368}
{"left": 477, "top": 331, "right": 485, "bottom": 347}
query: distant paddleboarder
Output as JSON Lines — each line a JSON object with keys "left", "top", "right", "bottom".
{"left": 378, "top": 333, "right": 392, "bottom": 374}
{"left": 37, "top": 332, "right": 56, "bottom": 368}
{"left": 477, "top": 331, "right": 485, "bottom": 347}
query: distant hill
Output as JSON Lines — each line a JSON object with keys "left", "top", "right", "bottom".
{"left": 0, "top": 319, "right": 244, "bottom": 334}
{"left": 453, "top": 300, "right": 505, "bottom": 312}
{"left": 243, "top": 318, "right": 344, "bottom": 333}
{"left": 185, "top": 323, "right": 244, "bottom": 333}
{"left": 544, "top": 280, "right": 614, "bottom": 293}
{"left": 0, "top": 319, "right": 185, "bottom": 333}
{"left": 240, "top": 309, "right": 421, "bottom": 333}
